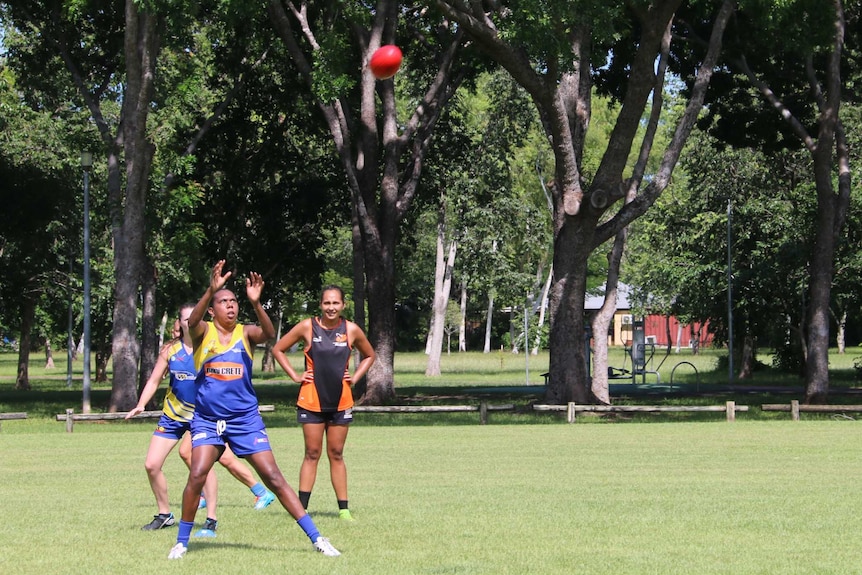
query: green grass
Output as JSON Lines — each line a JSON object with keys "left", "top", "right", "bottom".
{"left": 3, "top": 350, "right": 862, "bottom": 572}
{"left": 2, "top": 422, "right": 862, "bottom": 574}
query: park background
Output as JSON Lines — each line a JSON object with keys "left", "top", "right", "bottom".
{"left": 1, "top": 0, "right": 860, "bottom": 413}
{"left": 2, "top": 2, "right": 862, "bottom": 572}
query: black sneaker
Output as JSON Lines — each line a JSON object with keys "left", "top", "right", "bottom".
{"left": 142, "top": 512, "right": 176, "bottom": 531}
{"left": 194, "top": 518, "right": 218, "bottom": 538}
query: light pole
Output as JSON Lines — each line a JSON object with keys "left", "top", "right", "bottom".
{"left": 66, "top": 252, "right": 73, "bottom": 388}
{"left": 727, "top": 198, "right": 733, "bottom": 385}
{"left": 81, "top": 152, "right": 93, "bottom": 413}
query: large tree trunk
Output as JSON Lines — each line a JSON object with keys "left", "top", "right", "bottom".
{"left": 350, "top": 201, "right": 368, "bottom": 394}
{"left": 15, "top": 297, "right": 35, "bottom": 391}
{"left": 805, "top": 206, "right": 835, "bottom": 403}
{"left": 108, "top": 2, "right": 160, "bottom": 412}
{"left": 803, "top": 3, "right": 850, "bottom": 403}
{"left": 545, "top": 221, "right": 595, "bottom": 404}
{"left": 363, "top": 243, "right": 397, "bottom": 403}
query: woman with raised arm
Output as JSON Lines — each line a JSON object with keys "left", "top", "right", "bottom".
{"left": 167, "top": 261, "right": 340, "bottom": 560}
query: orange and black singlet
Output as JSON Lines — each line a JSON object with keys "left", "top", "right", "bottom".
{"left": 297, "top": 317, "right": 353, "bottom": 413}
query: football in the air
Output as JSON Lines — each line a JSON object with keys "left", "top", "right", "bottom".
{"left": 369, "top": 45, "right": 403, "bottom": 80}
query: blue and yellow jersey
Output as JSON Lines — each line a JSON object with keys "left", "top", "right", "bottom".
{"left": 162, "top": 341, "right": 196, "bottom": 423}
{"left": 193, "top": 322, "right": 258, "bottom": 420}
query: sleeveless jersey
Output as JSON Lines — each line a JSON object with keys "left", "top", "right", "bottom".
{"left": 297, "top": 317, "right": 353, "bottom": 413}
{"left": 162, "top": 340, "right": 196, "bottom": 423}
{"left": 193, "top": 322, "right": 258, "bottom": 420}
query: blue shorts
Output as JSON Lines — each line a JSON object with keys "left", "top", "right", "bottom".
{"left": 297, "top": 407, "right": 354, "bottom": 425}
{"left": 190, "top": 411, "right": 271, "bottom": 457}
{"left": 152, "top": 414, "right": 191, "bottom": 440}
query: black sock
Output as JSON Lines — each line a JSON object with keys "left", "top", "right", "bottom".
{"left": 299, "top": 490, "right": 311, "bottom": 509}
{"left": 338, "top": 499, "right": 349, "bottom": 510}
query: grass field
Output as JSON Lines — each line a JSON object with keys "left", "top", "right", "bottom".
{"left": 2, "top": 422, "right": 862, "bottom": 574}
{"left": 3, "top": 349, "right": 862, "bottom": 572}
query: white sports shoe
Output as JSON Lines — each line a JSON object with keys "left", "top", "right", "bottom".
{"left": 168, "top": 543, "right": 187, "bottom": 559}
{"left": 313, "top": 536, "right": 341, "bottom": 556}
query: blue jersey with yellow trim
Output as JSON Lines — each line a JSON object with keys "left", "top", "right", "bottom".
{"left": 162, "top": 340, "right": 196, "bottom": 422}
{"left": 193, "top": 322, "right": 258, "bottom": 420}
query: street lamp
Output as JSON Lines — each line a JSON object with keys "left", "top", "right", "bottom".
{"left": 80, "top": 152, "right": 93, "bottom": 413}
{"left": 66, "top": 252, "right": 73, "bottom": 388}
{"left": 727, "top": 198, "right": 733, "bottom": 385}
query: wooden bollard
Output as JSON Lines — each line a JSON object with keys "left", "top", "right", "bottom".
{"left": 567, "top": 402, "right": 577, "bottom": 424}
{"left": 726, "top": 401, "right": 736, "bottom": 422}
{"left": 66, "top": 408, "right": 74, "bottom": 433}
{"left": 479, "top": 402, "right": 488, "bottom": 425}
{"left": 791, "top": 399, "right": 800, "bottom": 421}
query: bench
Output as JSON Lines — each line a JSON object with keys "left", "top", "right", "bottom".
{"left": 533, "top": 401, "right": 747, "bottom": 423}
{"left": 761, "top": 400, "right": 862, "bottom": 421}
{"left": 57, "top": 404, "right": 275, "bottom": 433}
{"left": 0, "top": 412, "right": 27, "bottom": 431}
{"left": 353, "top": 403, "right": 516, "bottom": 425}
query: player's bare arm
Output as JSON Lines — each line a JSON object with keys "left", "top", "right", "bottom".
{"left": 189, "top": 260, "right": 231, "bottom": 343}
{"left": 271, "top": 319, "right": 312, "bottom": 383}
{"left": 243, "top": 271, "right": 276, "bottom": 345}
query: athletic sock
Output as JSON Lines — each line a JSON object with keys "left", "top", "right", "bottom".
{"left": 337, "top": 499, "right": 349, "bottom": 510}
{"left": 299, "top": 490, "right": 311, "bottom": 509}
{"left": 177, "top": 520, "right": 194, "bottom": 546}
{"left": 296, "top": 513, "right": 321, "bottom": 543}
{"left": 249, "top": 482, "right": 267, "bottom": 497}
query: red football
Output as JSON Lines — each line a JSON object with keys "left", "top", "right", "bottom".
{"left": 369, "top": 45, "right": 403, "bottom": 80}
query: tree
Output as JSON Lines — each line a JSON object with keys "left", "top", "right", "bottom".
{"left": 695, "top": 0, "right": 856, "bottom": 401}
{"left": 433, "top": 0, "right": 734, "bottom": 403}
{"left": 4, "top": 1, "right": 286, "bottom": 410}
{"left": 627, "top": 128, "right": 816, "bottom": 379}
{"left": 423, "top": 70, "right": 542, "bottom": 371}
{"left": 266, "top": 0, "right": 476, "bottom": 403}
{"left": 0, "top": 59, "right": 81, "bottom": 390}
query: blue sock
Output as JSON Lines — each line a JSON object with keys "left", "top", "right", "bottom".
{"left": 177, "top": 520, "right": 194, "bottom": 546}
{"left": 250, "top": 482, "right": 267, "bottom": 497}
{"left": 296, "top": 514, "right": 320, "bottom": 543}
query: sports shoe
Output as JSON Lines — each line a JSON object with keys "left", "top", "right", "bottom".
{"left": 313, "top": 536, "right": 341, "bottom": 557}
{"left": 142, "top": 512, "right": 176, "bottom": 531}
{"left": 193, "top": 518, "right": 217, "bottom": 538}
{"left": 338, "top": 509, "right": 355, "bottom": 521}
{"left": 167, "top": 543, "right": 187, "bottom": 560}
{"left": 198, "top": 496, "right": 207, "bottom": 510}
{"left": 254, "top": 490, "right": 276, "bottom": 510}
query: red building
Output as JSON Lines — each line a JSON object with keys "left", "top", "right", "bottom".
{"left": 585, "top": 283, "right": 714, "bottom": 349}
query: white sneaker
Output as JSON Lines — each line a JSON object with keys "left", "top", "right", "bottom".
{"left": 313, "top": 536, "right": 341, "bottom": 556}
{"left": 168, "top": 543, "right": 187, "bottom": 559}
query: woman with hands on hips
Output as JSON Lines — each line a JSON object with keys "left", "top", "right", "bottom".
{"left": 271, "top": 285, "right": 375, "bottom": 521}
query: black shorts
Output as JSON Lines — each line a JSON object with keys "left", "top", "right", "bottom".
{"left": 296, "top": 407, "right": 354, "bottom": 425}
